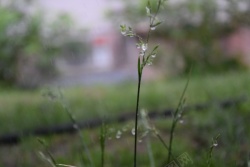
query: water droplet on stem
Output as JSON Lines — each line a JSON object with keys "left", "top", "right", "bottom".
{"left": 151, "top": 53, "right": 156, "bottom": 58}
{"left": 142, "top": 43, "right": 148, "bottom": 51}
{"left": 147, "top": 62, "right": 152, "bottom": 66}
{"left": 150, "top": 26, "right": 156, "bottom": 30}
{"left": 121, "top": 31, "right": 127, "bottom": 36}
{"left": 131, "top": 128, "right": 135, "bottom": 135}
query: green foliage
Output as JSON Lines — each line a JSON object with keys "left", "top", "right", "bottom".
{"left": 158, "top": 0, "right": 249, "bottom": 74}
{"left": 0, "top": 0, "right": 89, "bottom": 88}
{"left": 119, "top": 1, "right": 164, "bottom": 166}
{"left": 0, "top": 71, "right": 249, "bottom": 134}
{"left": 1, "top": 1, "right": 250, "bottom": 166}
{"left": 109, "top": 0, "right": 250, "bottom": 74}
{"left": 0, "top": 71, "right": 250, "bottom": 167}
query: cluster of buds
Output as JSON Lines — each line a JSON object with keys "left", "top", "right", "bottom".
{"left": 143, "top": 45, "right": 159, "bottom": 66}
{"left": 136, "top": 42, "right": 148, "bottom": 57}
{"left": 146, "top": 1, "right": 162, "bottom": 31}
{"left": 120, "top": 24, "right": 135, "bottom": 37}
{"left": 119, "top": 1, "right": 163, "bottom": 67}
{"left": 120, "top": 23, "right": 159, "bottom": 67}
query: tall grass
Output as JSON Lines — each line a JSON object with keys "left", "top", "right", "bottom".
{"left": 1, "top": 0, "right": 250, "bottom": 166}
{"left": 120, "top": 1, "right": 165, "bottom": 166}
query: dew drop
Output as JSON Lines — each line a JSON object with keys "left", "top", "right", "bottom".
{"left": 147, "top": 62, "right": 152, "bottom": 66}
{"left": 151, "top": 53, "right": 156, "bottom": 58}
{"left": 179, "top": 120, "right": 184, "bottom": 124}
{"left": 138, "top": 139, "right": 142, "bottom": 143}
{"left": 142, "top": 43, "right": 148, "bottom": 51}
{"left": 131, "top": 128, "right": 135, "bottom": 135}
{"left": 150, "top": 26, "right": 156, "bottom": 30}
{"left": 121, "top": 31, "right": 127, "bottom": 36}
{"left": 116, "top": 130, "right": 122, "bottom": 139}
{"left": 213, "top": 141, "right": 218, "bottom": 147}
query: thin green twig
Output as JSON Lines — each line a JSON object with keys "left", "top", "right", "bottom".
{"left": 37, "top": 138, "right": 57, "bottom": 167}
{"left": 57, "top": 90, "right": 93, "bottom": 167}
{"left": 100, "top": 123, "right": 107, "bottom": 167}
{"left": 167, "top": 65, "right": 193, "bottom": 164}
{"left": 133, "top": 70, "right": 142, "bottom": 167}
{"left": 207, "top": 134, "right": 220, "bottom": 167}
{"left": 120, "top": 1, "right": 165, "bottom": 166}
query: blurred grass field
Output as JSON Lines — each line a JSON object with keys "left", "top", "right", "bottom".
{"left": 0, "top": 70, "right": 250, "bottom": 167}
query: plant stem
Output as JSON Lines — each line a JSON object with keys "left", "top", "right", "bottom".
{"left": 37, "top": 138, "right": 57, "bottom": 167}
{"left": 167, "top": 118, "right": 177, "bottom": 163}
{"left": 58, "top": 95, "right": 93, "bottom": 167}
{"left": 207, "top": 134, "right": 220, "bottom": 167}
{"left": 100, "top": 123, "right": 106, "bottom": 167}
{"left": 134, "top": 72, "right": 142, "bottom": 167}
{"left": 146, "top": 137, "right": 155, "bottom": 167}
{"left": 167, "top": 66, "right": 192, "bottom": 164}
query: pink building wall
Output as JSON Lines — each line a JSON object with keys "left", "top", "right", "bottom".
{"left": 222, "top": 27, "right": 250, "bottom": 66}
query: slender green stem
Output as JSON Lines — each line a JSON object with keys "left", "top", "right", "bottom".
{"left": 133, "top": 72, "right": 142, "bottom": 167}
{"left": 100, "top": 123, "right": 106, "bottom": 167}
{"left": 133, "top": 2, "right": 164, "bottom": 166}
{"left": 207, "top": 134, "right": 220, "bottom": 167}
{"left": 146, "top": 0, "right": 163, "bottom": 44}
{"left": 156, "top": 132, "right": 183, "bottom": 167}
{"left": 58, "top": 94, "right": 93, "bottom": 167}
{"left": 167, "top": 119, "right": 178, "bottom": 163}
{"left": 146, "top": 137, "right": 155, "bottom": 167}
{"left": 167, "top": 66, "right": 192, "bottom": 163}
{"left": 37, "top": 138, "right": 57, "bottom": 167}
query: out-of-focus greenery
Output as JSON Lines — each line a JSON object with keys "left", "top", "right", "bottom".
{"left": 0, "top": 70, "right": 249, "bottom": 134}
{"left": 108, "top": 0, "right": 250, "bottom": 74}
{"left": 0, "top": 0, "right": 89, "bottom": 88}
{"left": 0, "top": 70, "right": 249, "bottom": 167}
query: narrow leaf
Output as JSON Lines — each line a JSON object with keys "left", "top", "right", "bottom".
{"left": 151, "top": 21, "right": 162, "bottom": 28}
{"left": 152, "top": 45, "right": 159, "bottom": 53}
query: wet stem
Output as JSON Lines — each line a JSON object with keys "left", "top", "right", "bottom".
{"left": 134, "top": 68, "right": 142, "bottom": 167}
{"left": 132, "top": 1, "right": 164, "bottom": 166}
{"left": 100, "top": 123, "right": 106, "bottom": 167}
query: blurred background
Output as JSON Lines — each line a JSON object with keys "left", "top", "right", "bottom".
{"left": 0, "top": 0, "right": 250, "bottom": 166}
{"left": 0, "top": 0, "right": 250, "bottom": 88}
